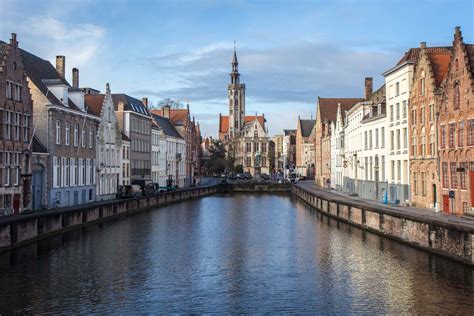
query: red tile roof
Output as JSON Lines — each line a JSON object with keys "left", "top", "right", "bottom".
{"left": 317, "top": 98, "right": 363, "bottom": 122}
{"left": 85, "top": 94, "right": 105, "bottom": 116}
{"left": 396, "top": 47, "right": 451, "bottom": 66}
{"left": 219, "top": 115, "right": 265, "bottom": 134}
{"left": 427, "top": 53, "right": 452, "bottom": 86}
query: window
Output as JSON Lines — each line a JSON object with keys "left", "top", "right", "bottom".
{"left": 454, "top": 82, "right": 460, "bottom": 109}
{"left": 413, "top": 172, "right": 418, "bottom": 195}
{"left": 403, "top": 100, "right": 407, "bottom": 119}
{"left": 81, "top": 130, "right": 86, "bottom": 147}
{"left": 450, "top": 162, "right": 458, "bottom": 189}
{"left": 403, "top": 128, "right": 408, "bottom": 149}
{"left": 381, "top": 127, "right": 385, "bottom": 148}
{"left": 411, "top": 109, "right": 417, "bottom": 126}
{"left": 391, "top": 161, "right": 395, "bottom": 181}
{"left": 395, "top": 82, "right": 400, "bottom": 96}
{"left": 65, "top": 158, "right": 70, "bottom": 186}
{"left": 420, "top": 129, "right": 426, "bottom": 156}
{"left": 54, "top": 157, "right": 61, "bottom": 188}
{"left": 364, "top": 131, "right": 368, "bottom": 150}
{"left": 74, "top": 125, "right": 79, "bottom": 146}
{"left": 449, "top": 123, "right": 455, "bottom": 148}
{"left": 365, "top": 157, "right": 368, "bottom": 180}
{"left": 390, "top": 105, "right": 394, "bottom": 122}
{"left": 89, "top": 129, "right": 93, "bottom": 148}
{"left": 56, "top": 120, "right": 61, "bottom": 145}
{"left": 421, "top": 107, "right": 426, "bottom": 124}
{"left": 6, "top": 81, "right": 12, "bottom": 100}
{"left": 442, "top": 162, "right": 448, "bottom": 188}
{"left": 65, "top": 123, "right": 70, "bottom": 145}
{"left": 429, "top": 129, "right": 435, "bottom": 156}
{"left": 381, "top": 156, "right": 385, "bottom": 181}
{"left": 441, "top": 125, "right": 446, "bottom": 148}
{"left": 246, "top": 157, "right": 251, "bottom": 166}
{"left": 469, "top": 120, "right": 474, "bottom": 146}
{"left": 369, "top": 130, "right": 373, "bottom": 149}
{"left": 412, "top": 131, "right": 417, "bottom": 156}
{"left": 390, "top": 131, "right": 394, "bottom": 150}
{"left": 458, "top": 121, "right": 464, "bottom": 147}
{"left": 396, "top": 103, "right": 400, "bottom": 120}
{"left": 421, "top": 172, "right": 427, "bottom": 197}
{"left": 429, "top": 104, "right": 435, "bottom": 122}
{"left": 396, "top": 129, "right": 400, "bottom": 150}
{"left": 420, "top": 78, "right": 425, "bottom": 96}
{"left": 397, "top": 160, "right": 401, "bottom": 181}
{"left": 23, "top": 115, "right": 30, "bottom": 143}
{"left": 14, "top": 84, "right": 21, "bottom": 102}
{"left": 375, "top": 129, "right": 379, "bottom": 148}
{"left": 460, "top": 162, "right": 467, "bottom": 189}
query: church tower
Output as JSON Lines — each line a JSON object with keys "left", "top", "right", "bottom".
{"left": 228, "top": 44, "right": 246, "bottom": 138}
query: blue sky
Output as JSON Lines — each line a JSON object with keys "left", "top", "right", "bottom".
{"left": 1, "top": 0, "right": 473, "bottom": 136}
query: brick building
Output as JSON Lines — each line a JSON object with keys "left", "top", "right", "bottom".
{"left": 315, "top": 97, "right": 362, "bottom": 187}
{"left": 409, "top": 43, "right": 452, "bottom": 210}
{"left": 438, "top": 27, "right": 474, "bottom": 215}
{"left": 295, "top": 117, "right": 315, "bottom": 179}
{"left": 0, "top": 34, "right": 33, "bottom": 214}
{"left": 22, "top": 51, "right": 100, "bottom": 208}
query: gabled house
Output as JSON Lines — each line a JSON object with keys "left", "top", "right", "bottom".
{"left": 296, "top": 117, "right": 315, "bottom": 178}
{"left": 21, "top": 50, "right": 100, "bottom": 208}
{"left": 85, "top": 83, "right": 122, "bottom": 201}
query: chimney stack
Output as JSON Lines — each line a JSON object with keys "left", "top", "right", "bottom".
{"left": 56, "top": 55, "right": 65, "bottom": 79}
{"left": 72, "top": 68, "right": 79, "bottom": 88}
{"left": 10, "top": 33, "right": 17, "bottom": 47}
{"left": 163, "top": 105, "right": 170, "bottom": 119}
{"left": 420, "top": 42, "right": 427, "bottom": 49}
{"left": 142, "top": 97, "right": 149, "bottom": 108}
{"left": 365, "top": 77, "right": 373, "bottom": 100}
{"left": 454, "top": 26, "right": 462, "bottom": 41}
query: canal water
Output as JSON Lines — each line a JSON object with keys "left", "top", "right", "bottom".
{"left": 0, "top": 194, "right": 473, "bottom": 313}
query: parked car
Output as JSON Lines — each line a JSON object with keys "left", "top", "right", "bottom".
{"left": 289, "top": 173, "right": 299, "bottom": 183}
{"left": 261, "top": 173, "right": 270, "bottom": 180}
{"left": 117, "top": 185, "right": 143, "bottom": 199}
{"left": 243, "top": 172, "right": 252, "bottom": 180}
{"left": 159, "top": 186, "right": 177, "bottom": 193}
{"left": 144, "top": 183, "right": 159, "bottom": 196}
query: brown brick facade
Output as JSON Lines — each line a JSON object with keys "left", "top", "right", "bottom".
{"left": 438, "top": 27, "right": 474, "bottom": 215}
{"left": 0, "top": 34, "right": 33, "bottom": 214}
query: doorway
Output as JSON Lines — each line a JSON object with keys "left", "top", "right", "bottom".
{"left": 442, "top": 194, "right": 450, "bottom": 214}
{"left": 32, "top": 170, "right": 44, "bottom": 210}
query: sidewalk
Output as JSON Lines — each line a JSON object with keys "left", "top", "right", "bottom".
{"left": 296, "top": 181, "right": 474, "bottom": 232}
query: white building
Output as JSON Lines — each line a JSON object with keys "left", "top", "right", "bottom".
{"left": 382, "top": 61, "right": 411, "bottom": 204}
{"left": 85, "top": 84, "right": 122, "bottom": 201}
{"left": 151, "top": 123, "right": 161, "bottom": 183}
{"left": 152, "top": 114, "right": 186, "bottom": 188}
{"left": 120, "top": 133, "right": 130, "bottom": 186}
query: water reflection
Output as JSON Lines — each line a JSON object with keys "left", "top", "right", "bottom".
{"left": 0, "top": 194, "right": 472, "bottom": 314}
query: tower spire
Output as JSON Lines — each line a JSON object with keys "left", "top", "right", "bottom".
{"left": 230, "top": 41, "right": 240, "bottom": 84}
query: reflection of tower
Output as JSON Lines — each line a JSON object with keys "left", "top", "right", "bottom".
{"left": 228, "top": 42, "right": 246, "bottom": 139}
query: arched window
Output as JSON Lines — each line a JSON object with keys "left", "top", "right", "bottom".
{"left": 454, "top": 81, "right": 460, "bottom": 109}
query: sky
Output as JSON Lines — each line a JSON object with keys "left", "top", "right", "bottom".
{"left": 1, "top": 0, "right": 473, "bottom": 137}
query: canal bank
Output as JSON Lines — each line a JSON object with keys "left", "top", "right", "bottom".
{"left": 293, "top": 182, "right": 474, "bottom": 266}
{"left": 1, "top": 180, "right": 474, "bottom": 266}
{"left": 0, "top": 185, "right": 219, "bottom": 252}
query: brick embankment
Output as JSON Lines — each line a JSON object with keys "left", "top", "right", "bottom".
{"left": 293, "top": 182, "right": 474, "bottom": 265}
{"left": 0, "top": 185, "right": 219, "bottom": 252}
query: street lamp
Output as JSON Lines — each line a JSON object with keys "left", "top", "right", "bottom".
{"left": 352, "top": 153, "right": 360, "bottom": 196}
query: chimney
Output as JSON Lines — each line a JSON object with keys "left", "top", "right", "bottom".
{"left": 118, "top": 101, "right": 125, "bottom": 113}
{"left": 142, "top": 97, "right": 148, "bottom": 108}
{"left": 56, "top": 55, "right": 65, "bottom": 78}
{"left": 163, "top": 105, "right": 170, "bottom": 119}
{"left": 454, "top": 26, "right": 462, "bottom": 41}
{"left": 365, "top": 77, "right": 373, "bottom": 100}
{"left": 72, "top": 68, "right": 79, "bottom": 88}
{"left": 10, "top": 33, "right": 17, "bottom": 47}
{"left": 420, "top": 42, "right": 426, "bottom": 49}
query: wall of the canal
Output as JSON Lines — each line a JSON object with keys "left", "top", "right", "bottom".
{"left": 292, "top": 185, "right": 474, "bottom": 266}
{"left": 0, "top": 185, "right": 219, "bottom": 252}
{"left": 1, "top": 181, "right": 473, "bottom": 266}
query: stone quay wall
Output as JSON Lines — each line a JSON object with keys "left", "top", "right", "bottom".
{"left": 0, "top": 185, "right": 219, "bottom": 252}
{"left": 292, "top": 185, "right": 474, "bottom": 266}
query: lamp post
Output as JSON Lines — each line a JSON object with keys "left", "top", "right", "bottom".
{"left": 352, "top": 153, "right": 360, "bottom": 196}
{"left": 374, "top": 155, "right": 380, "bottom": 201}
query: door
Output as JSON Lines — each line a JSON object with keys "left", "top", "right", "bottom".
{"left": 470, "top": 171, "right": 474, "bottom": 208}
{"left": 443, "top": 195, "right": 450, "bottom": 214}
{"left": 32, "top": 170, "right": 43, "bottom": 210}
{"left": 13, "top": 194, "right": 20, "bottom": 214}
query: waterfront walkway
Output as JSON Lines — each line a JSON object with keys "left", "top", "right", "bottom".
{"left": 296, "top": 181, "right": 474, "bottom": 232}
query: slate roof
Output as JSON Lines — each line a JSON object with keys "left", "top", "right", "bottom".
{"left": 18, "top": 46, "right": 86, "bottom": 112}
{"left": 121, "top": 132, "right": 130, "bottom": 142}
{"left": 283, "top": 129, "right": 296, "bottom": 136}
{"left": 219, "top": 115, "right": 265, "bottom": 134}
{"left": 151, "top": 114, "right": 183, "bottom": 139}
{"left": 317, "top": 98, "right": 363, "bottom": 122}
{"left": 111, "top": 94, "right": 150, "bottom": 116}
{"left": 32, "top": 136, "right": 48, "bottom": 153}
{"left": 299, "top": 119, "right": 315, "bottom": 138}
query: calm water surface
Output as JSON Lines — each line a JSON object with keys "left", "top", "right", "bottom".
{"left": 0, "top": 194, "right": 473, "bottom": 314}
